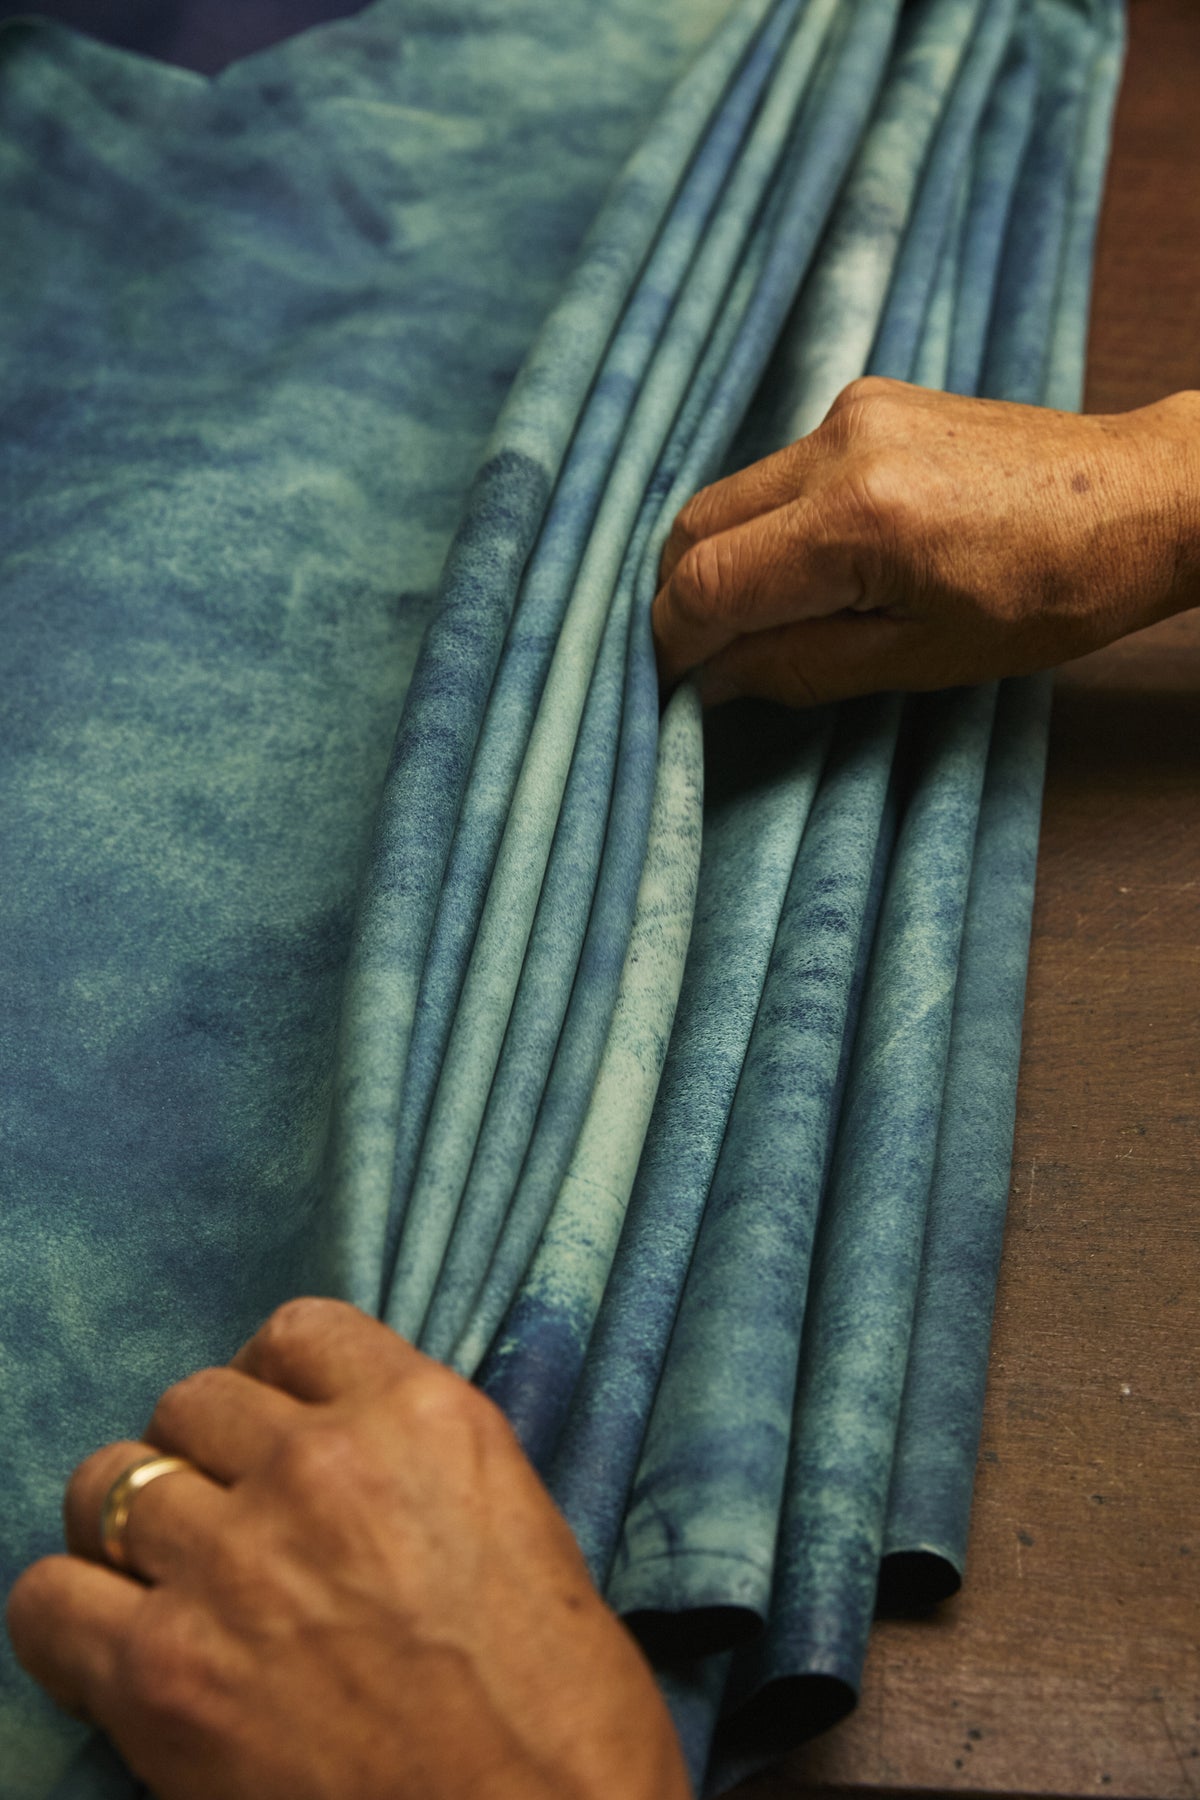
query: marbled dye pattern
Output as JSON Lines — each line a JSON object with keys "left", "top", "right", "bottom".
{"left": 476, "top": 683, "right": 705, "bottom": 1454}
{"left": 0, "top": 1, "right": 730, "bottom": 1785}
{"left": 0, "top": 1, "right": 1122, "bottom": 1795}
{"left": 883, "top": 0, "right": 1126, "bottom": 1596}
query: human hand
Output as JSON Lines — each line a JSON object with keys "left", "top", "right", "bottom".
{"left": 7, "top": 1299, "right": 691, "bottom": 1800}
{"left": 653, "top": 378, "right": 1200, "bottom": 706}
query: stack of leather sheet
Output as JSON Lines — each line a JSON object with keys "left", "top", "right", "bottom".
{"left": 0, "top": 0, "right": 1123, "bottom": 1793}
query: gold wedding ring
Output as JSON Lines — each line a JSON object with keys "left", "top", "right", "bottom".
{"left": 99, "top": 1454, "right": 193, "bottom": 1572}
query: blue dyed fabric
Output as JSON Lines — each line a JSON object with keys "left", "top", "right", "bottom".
{"left": 0, "top": 1, "right": 1123, "bottom": 1795}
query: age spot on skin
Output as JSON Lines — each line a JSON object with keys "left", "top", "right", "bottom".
{"left": 1071, "top": 471, "right": 1092, "bottom": 493}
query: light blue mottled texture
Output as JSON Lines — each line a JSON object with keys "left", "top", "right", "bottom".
{"left": 601, "top": 0, "right": 991, "bottom": 1657}
{"left": 704, "top": 7, "right": 1123, "bottom": 1788}
{"left": 475, "top": 683, "right": 705, "bottom": 1457}
{"left": 0, "top": 1, "right": 1123, "bottom": 1795}
{"left": 426, "top": 0, "right": 903, "bottom": 1387}
{"left": 0, "top": 1, "right": 732, "bottom": 1787}
{"left": 549, "top": 698, "right": 842, "bottom": 1586}
{"left": 331, "top": 0, "right": 782, "bottom": 1314}
{"left": 881, "top": 0, "right": 1126, "bottom": 1598}
{"left": 946, "top": 25, "right": 1039, "bottom": 397}
{"left": 606, "top": 696, "right": 896, "bottom": 1644}
{"left": 381, "top": 0, "right": 804, "bottom": 1335}
{"left": 385, "top": 0, "right": 840, "bottom": 1345}
{"left": 870, "top": 0, "right": 1019, "bottom": 383}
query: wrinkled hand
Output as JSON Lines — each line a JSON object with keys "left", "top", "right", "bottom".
{"left": 653, "top": 377, "right": 1200, "bottom": 706}
{"left": 7, "top": 1299, "right": 691, "bottom": 1800}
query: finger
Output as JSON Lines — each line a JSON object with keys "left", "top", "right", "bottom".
{"left": 147, "top": 1365, "right": 301, "bottom": 1483}
{"left": 7, "top": 1553, "right": 143, "bottom": 1721}
{"left": 696, "top": 613, "right": 926, "bottom": 709}
{"left": 231, "top": 1296, "right": 424, "bottom": 1402}
{"left": 653, "top": 496, "right": 866, "bottom": 688}
{"left": 657, "top": 373, "right": 938, "bottom": 589}
{"left": 659, "top": 433, "right": 836, "bottom": 586}
{"left": 65, "top": 1440, "right": 227, "bottom": 1584}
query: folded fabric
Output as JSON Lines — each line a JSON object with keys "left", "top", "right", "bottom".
{"left": 0, "top": 0, "right": 1123, "bottom": 1794}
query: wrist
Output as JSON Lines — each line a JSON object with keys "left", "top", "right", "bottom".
{"left": 1128, "top": 389, "right": 1200, "bottom": 626}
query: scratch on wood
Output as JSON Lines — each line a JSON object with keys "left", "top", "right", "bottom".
{"left": 1156, "top": 1693, "right": 1199, "bottom": 1799}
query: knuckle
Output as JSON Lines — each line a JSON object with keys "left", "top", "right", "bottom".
{"left": 399, "top": 1366, "right": 497, "bottom": 1437}
{"left": 835, "top": 374, "right": 900, "bottom": 414}
{"left": 825, "top": 376, "right": 903, "bottom": 447}
{"left": 258, "top": 1295, "right": 344, "bottom": 1349}
{"left": 670, "top": 537, "right": 732, "bottom": 627}
{"left": 149, "top": 1367, "right": 222, "bottom": 1441}
{"left": 271, "top": 1419, "right": 365, "bottom": 1497}
{"left": 122, "top": 1607, "right": 210, "bottom": 1726}
{"left": 671, "top": 485, "right": 718, "bottom": 553}
{"left": 843, "top": 451, "right": 914, "bottom": 540}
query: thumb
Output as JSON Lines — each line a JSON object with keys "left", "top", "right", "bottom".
{"left": 695, "top": 612, "right": 923, "bottom": 709}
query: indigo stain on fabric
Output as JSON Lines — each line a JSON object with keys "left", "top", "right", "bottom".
{"left": 0, "top": 0, "right": 1124, "bottom": 1794}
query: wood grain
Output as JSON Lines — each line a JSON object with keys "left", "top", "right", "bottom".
{"left": 739, "top": 2, "right": 1200, "bottom": 1794}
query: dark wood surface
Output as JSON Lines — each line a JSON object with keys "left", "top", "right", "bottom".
{"left": 742, "top": 2, "right": 1200, "bottom": 1795}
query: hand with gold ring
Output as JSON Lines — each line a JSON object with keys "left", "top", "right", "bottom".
{"left": 7, "top": 1298, "right": 690, "bottom": 1800}
{"left": 99, "top": 1456, "right": 195, "bottom": 1572}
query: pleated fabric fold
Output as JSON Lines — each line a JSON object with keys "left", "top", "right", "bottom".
{"left": 1, "top": 0, "right": 1124, "bottom": 1794}
{"left": 449, "top": 3, "right": 1122, "bottom": 1785}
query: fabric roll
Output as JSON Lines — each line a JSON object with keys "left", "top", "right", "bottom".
{"left": 381, "top": 0, "right": 811, "bottom": 1337}
{"left": 600, "top": 0, "right": 989, "bottom": 1652}
{"left": 547, "top": 697, "right": 853, "bottom": 1582}
{"left": 878, "top": 673, "right": 1051, "bottom": 1604}
{"left": 910, "top": 164, "right": 972, "bottom": 393}
{"left": 564, "top": 10, "right": 1021, "bottom": 1648}
{"left": 321, "top": 0, "right": 781, "bottom": 1312}
{"left": 383, "top": 0, "right": 842, "bottom": 1346}
{"left": 703, "top": 7, "right": 1123, "bottom": 1789}
{"left": 946, "top": 25, "right": 1039, "bottom": 397}
{"left": 606, "top": 694, "right": 896, "bottom": 1647}
{"left": 422, "top": 0, "right": 899, "bottom": 1373}
{"left": 709, "top": 680, "right": 996, "bottom": 1712}
{"left": 475, "top": 682, "right": 706, "bottom": 1461}
{"left": 406, "top": 0, "right": 854, "bottom": 1363}
{"left": 445, "top": 0, "right": 903, "bottom": 1391}
{"left": 880, "top": 0, "right": 1126, "bottom": 1604}
{"left": 870, "top": 0, "right": 1019, "bottom": 383}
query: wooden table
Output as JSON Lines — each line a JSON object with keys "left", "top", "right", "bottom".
{"left": 743, "top": 2, "right": 1200, "bottom": 1794}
